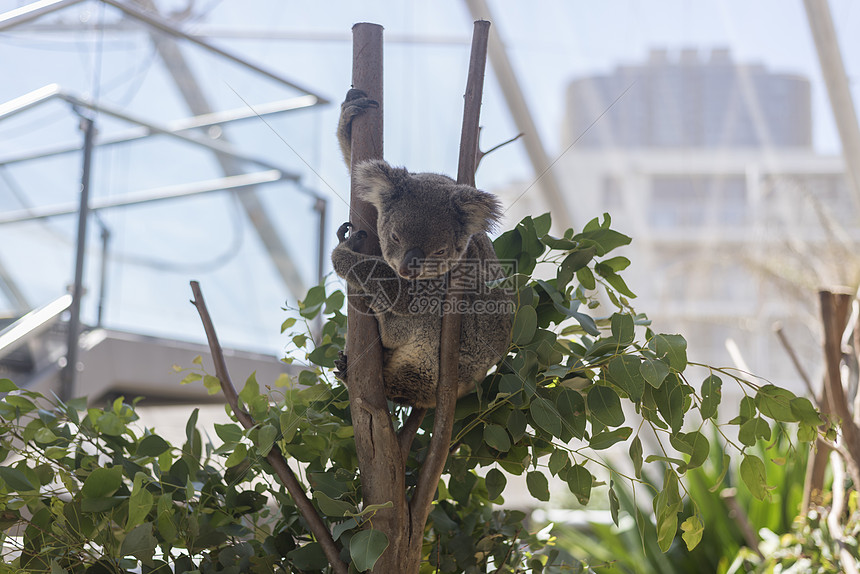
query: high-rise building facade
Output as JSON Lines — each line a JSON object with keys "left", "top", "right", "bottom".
{"left": 504, "top": 49, "right": 856, "bottom": 396}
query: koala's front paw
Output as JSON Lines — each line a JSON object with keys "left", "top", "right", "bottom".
{"left": 336, "top": 222, "right": 367, "bottom": 250}
{"left": 341, "top": 89, "right": 379, "bottom": 123}
{"left": 334, "top": 351, "right": 348, "bottom": 384}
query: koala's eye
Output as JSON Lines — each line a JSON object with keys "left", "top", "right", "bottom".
{"left": 433, "top": 248, "right": 447, "bottom": 256}
{"left": 391, "top": 232, "right": 400, "bottom": 244}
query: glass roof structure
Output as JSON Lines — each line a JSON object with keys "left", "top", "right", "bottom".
{"left": 1, "top": 0, "right": 859, "bottom": 398}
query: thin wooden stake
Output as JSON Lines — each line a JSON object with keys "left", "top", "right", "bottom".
{"left": 409, "top": 19, "right": 491, "bottom": 538}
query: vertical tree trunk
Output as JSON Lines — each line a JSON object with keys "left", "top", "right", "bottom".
{"left": 346, "top": 21, "right": 490, "bottom": 572}
{"left": 819, "top": 290, "right": 860, "bottom": 488}
{"left": 346, "top": 23, "right": 413, "bottom": 573}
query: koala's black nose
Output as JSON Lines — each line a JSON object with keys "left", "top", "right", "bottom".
{"left": 399, "top": 248, "right": 425, "bottom": 278}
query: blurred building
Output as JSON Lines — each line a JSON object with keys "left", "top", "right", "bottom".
{"left": 543, "top": 48, "right": 857, "bottom": 394}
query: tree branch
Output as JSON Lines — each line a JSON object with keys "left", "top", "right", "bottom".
{"left": 476, "top": 131, "right": 523, "bottom": 170}
{"left": 189, "top": 281, "right": 347, "bottom": 574}
{"left": 410, "top": 19, "right": 490, "bottom": 532}
{"left": 398, "top": 407, "right": 427, "bottom": 459}
{"left": 773, "top": 322, "right": 817, "bottom": 402}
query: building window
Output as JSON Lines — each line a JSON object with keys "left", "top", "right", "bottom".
{"left": 649, "top": 175, "right": 747, "bottom": 228}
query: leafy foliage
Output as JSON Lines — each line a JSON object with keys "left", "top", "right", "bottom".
{"left": 0, "top": 213, "right": 825, "bottom": 572}
{"left": 548, "top": 424, "right": 810, "bottom": 573}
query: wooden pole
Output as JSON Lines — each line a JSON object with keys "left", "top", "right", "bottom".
{"left": 819, "top": 290, "right": 860, "bottom": 490}
{"left": 347, "top": 23, "right": 411, "bottom": 572}
{"left": 407, "top": 19, "right": 491, "bottom": 563}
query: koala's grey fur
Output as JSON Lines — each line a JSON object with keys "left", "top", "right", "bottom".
{"left": 331, "top": 89, "right": 512, "bottom": 408}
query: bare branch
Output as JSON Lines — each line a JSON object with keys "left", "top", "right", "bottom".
{"left": 189, "top": 281, "right": 347, "bottom": 574}
{"left": 476, "top": 132, "right": 523, "bottom": 169}
{"left": 773, "top": 322, "right": 818, "bottom": 402}
{"left": 398, "top": 407, "right": 427, "bottom": 458}
{"left": 410, "top": 19, "right": 490, "bottom": 531}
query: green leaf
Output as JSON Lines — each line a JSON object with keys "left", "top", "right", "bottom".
{"left": 280, "top": 317, "right": 297, "bottom": 333}
{"left": 700, "top": 375, "right": 721, "bottom": 420}
{"left": 324, "top": 290, "right": 345, "bottom": 314}
{"left": 566, "top": 465, "right": 593, "bottom": 506}
{"left": 790, "top": 397, "right": 822, "bottom": 426}
{"left": 512, "top": 305, "right": 538, "bottom": 346}
{"left": 214, "top": 423, "right": 243, "bottom": 444}
{"left": 238, "top": 372, "right": 260, "bottom": 405}
{"left": 610, "top": 313, "right": 635, "bottom": 345}
{"left": 257, "top": 423, "right": 278, "bottom": 456}
{"left": 507, "top": 408, "right": 527, "bottom": 442}
{"left": 681, "top": 515, "right": 704, "bottom": 551}
{"left": 0, "top": 466, "right": 36, "bottom": 491}
{"left": 607, "top": 356, "right": 645, "bottom": 402}
{"left": 650, "top": 334, "right": 687, "bottom": 371}
{"left": 640, "top": 358, "right": 669, "bottom": 388}
{"left": 530, "top": 397, "right": 562, "bottom": 437}
{"left": 709, "top": 453, "right": 733, "bottom": 493}
{"left": 350, "top": 529, "right": 389, "bottom": 572}
{"left": 313, "top": 491, "right": 355, "bottom": 517}
{"left": 486, "top": 468, "right": 506, "bottom": 501}
{"left": 288, "top": 543, "right": 329, "bottom": 571}
{"left": 179, "top": 372, "right": 202, "bottom": 385}
{"left": 557, "top": 248, "right": 596, "bottom": 289}
{"left": 653, "top": 374, "right": 685, "bottom": 433}
{"left": 575, "top": 227, "right": 632, "bottom": 256}
{"left": 0, "top": 378, "right": 19, "bottom": 392}
{"left": 576, "top": 267, "right": 596, "bottom": 290}
{"left": 120, "top": 523, "right": 157, "bottom": 566}
{"left": 493, "top": 229, "right": 521, "bottom": 262}
{"left": 156, "top": 495, "right": 177, "bottom": 541}
{"left": 740, "top": 453, "right": 769, "bottom": 501}
{"left": 137, "top": 435, "right": 170, "bottom": 457}
{"left": 670, "top": 431, "right": 709, "bottom": 472}
{"left": 556, "top": 389, "right": 586, "bottom": 439}
{"left": 589, "top": 427, "right": 632, "bottom": 450}
{"left": 595, "top": 264, "right": 637, "bottom": 298}
{"left": 185, "top": 408, "right": 199, "bottom": 446}
{"left": 739, "top": 417, "right": 771, "bottom": 447}
{"left": 299, "top": 285, "right": 327, "bottom": 319}
{"left": 332, "top": 517, "right": 359, "bottom": 541}
{"left": 587, "top": 385, "right": 625, "bottom": 427}
{"left": 484, "top": 424, "right": 512, "bottom": 452}
{"left": 34, "top": 427, "right": 58, "bottom": 444}
{"left": 548, "top": 449, "right": 570, "bottom": 476}
{"left": 81, "top": 467, "right": 123, "bottom": 498}
{"left": 225, "top": 443, "right": 248, "bottom": 468}
{"left": 755, "top": 385, "right": 798, "bottom": 422}
{"left": 629, "top": 436, "right": 644, "bottom": 479}
{"left": 608, "top": 483, "right": 620, "bottom": 526}
{"left": 526, "top": 471, "right": 550, "bottom": 502}
{"left": 202, "top": 375, "right": 221, "bottom": 395}
{"left": 533, "top": 212, "right": 552, "bottom": 236}
{"left": 126, "top": 488, "right": 154, "bottom": 530}
{"left": 655, "top": 470, "right": 682, "bottom": 552}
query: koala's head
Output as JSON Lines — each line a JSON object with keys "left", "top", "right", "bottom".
{"left": 355, "top": 160, "right": 502, "bottom": 279}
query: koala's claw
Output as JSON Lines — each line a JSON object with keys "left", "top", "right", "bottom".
{"left": 334, "top": 351, "right": 348, "bottom": 383}
{"left": 337, "top": 222, "right": 353, "bottom": 243}
{"left": 341, "top": 89, "right": 379, "bottom": 120}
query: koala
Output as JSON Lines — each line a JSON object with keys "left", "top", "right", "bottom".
{"left": 331, "top": 89, "right": 512, "bottom": 408}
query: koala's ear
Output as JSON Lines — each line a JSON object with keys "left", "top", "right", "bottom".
{"left": 452, "top": 187, "right": 504, "bottom": 236}
{"left": 354, "top": 160, "right": 408, "bottom": 208}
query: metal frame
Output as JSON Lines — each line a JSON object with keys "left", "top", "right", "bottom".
{"left": 0, "top": 170, "right": 285, "bottom": 224}
{"left": 0, "top": 94, "right": 319, "bottom": 167}
{"left": 0, "top": 84, "right": 302, "bottom": 179}
{"left": 0, "top": 0, "right": 329, "bottom": 105}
